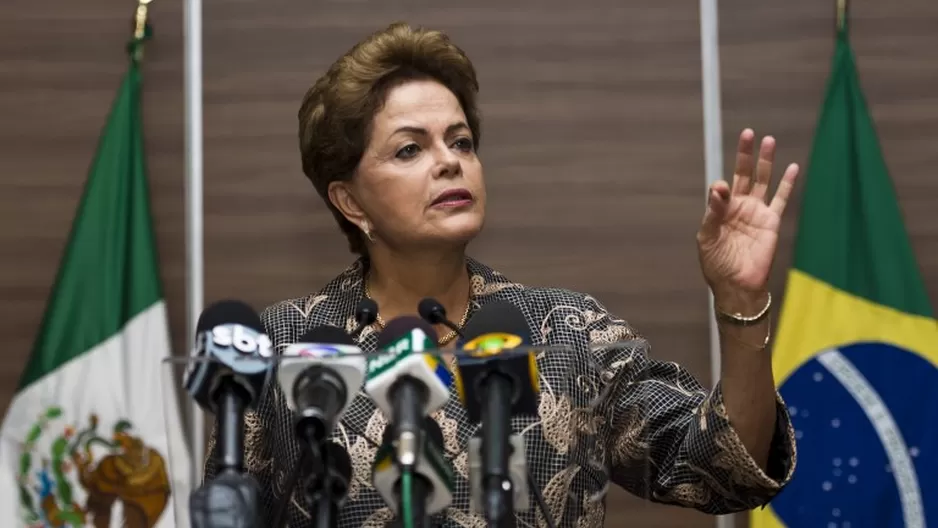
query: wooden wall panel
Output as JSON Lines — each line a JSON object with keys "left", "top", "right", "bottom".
{"left": 0, "top": 1, "right": 187, "bottom": 388}
{"left": 719, "top": 1, "right": 938, "bottom": 526}
{"left": 1, "top": 0, "right": 936, "bottom": 526}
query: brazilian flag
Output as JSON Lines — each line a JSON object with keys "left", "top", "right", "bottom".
{"left": 750, "top": 13, "right": 938, "bottom": 528}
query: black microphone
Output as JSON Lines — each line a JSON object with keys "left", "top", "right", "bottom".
{"left": 454, "top": 301, "right": 539, "bottom": 527}
{"left": 367, "top": 318, "right": 450, "bottom": 473}
{"left": 184, "top": 299, "right": 273, "bottom": 474}
{"left": 303, "top": 441, "right": 352, "bottom": 528}
{"left": 467, "top": 432, "right": 530, "bottom": 516}
{"left": 270, "top": 325, "right": 364, "bottom": 528}
{"left": 185, "top": 300, "right": 271, "bottom": 528}
{"left": 418, "top": 297, "right": 466, "bottom": 340}
{"left": 352, "top": 298, "right": 379, "bottom": 337}
{"left": 455, "top": 302, "right": 539, "bottom": 422}
{"left": 278, "top": 326, "right": 365, "bottom": 446}
{"left": 190, "top": 471, "right": 263, "bottom": 528}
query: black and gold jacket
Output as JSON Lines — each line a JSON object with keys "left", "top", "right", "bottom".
{"left": 204, "top": 258, "right": 796, "bottom": 527}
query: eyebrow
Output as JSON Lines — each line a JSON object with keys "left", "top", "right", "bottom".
{"left": 391, "top": 122, "right": 470, "bottom": 138}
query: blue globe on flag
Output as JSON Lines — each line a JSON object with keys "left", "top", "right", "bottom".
{"left": 771, "top": 341, "right": 938, "bottom": 528}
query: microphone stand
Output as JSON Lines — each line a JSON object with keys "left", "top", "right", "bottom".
{"left": 408, "top": 475, "right": 432, "bottom": 528}
{"left": 306, "top": 443, "right": 336, "bottom": 528}
{"left": 295, "top": 421, "right": 334, "bottom": 528}
{"left": 190, "top": 384, "right": 261, "bottom": 528}
{"left": 302, "top": 440, "right": 352, "bottom": 528}
{"left": 217, "top": 388, "right": 247, "bottom": 473}
{"left": 390, "top": 384, "right": 434, "bottom": 528}
{"left": 481, "top": 373, "right": 516, "bottom": 528}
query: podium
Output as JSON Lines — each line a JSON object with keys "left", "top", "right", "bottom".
{"left": 159, "top": 339, "right": 657, "bottom": 527}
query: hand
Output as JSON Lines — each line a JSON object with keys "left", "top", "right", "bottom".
{"left": 697, "top": 129, "right": 799, "bottom": 310}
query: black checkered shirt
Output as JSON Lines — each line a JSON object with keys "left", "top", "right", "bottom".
{"left": 204, "top": 257, "right": 795, "bottom": 527}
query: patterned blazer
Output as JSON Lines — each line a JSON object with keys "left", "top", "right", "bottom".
{"left": 203, "top": 257, "right": 796, "bottom": 527}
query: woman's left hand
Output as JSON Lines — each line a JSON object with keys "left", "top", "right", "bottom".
{"left": 697, "top": 129, "right": 799, "bottom": 306}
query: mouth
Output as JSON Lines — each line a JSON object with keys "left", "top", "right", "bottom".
{"left": 431, "top": 188, "right": 474, "bottom": 208}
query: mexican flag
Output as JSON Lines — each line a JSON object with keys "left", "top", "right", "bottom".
{"left": 0, "top": 37, "right": 191, "bottom": 527}
{"left": 751, "top": 17, "right": 938, "bottom": 528}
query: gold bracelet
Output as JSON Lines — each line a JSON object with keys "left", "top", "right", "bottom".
{"left": 716, "top": 292, "right": 772, "bottom": 327}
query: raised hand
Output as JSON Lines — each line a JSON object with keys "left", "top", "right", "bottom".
{"left": 696, "top": 129, "right": 799, "bottom": 305}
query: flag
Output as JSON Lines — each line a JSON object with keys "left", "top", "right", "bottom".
{"left": 750, "top": 16, "right": 938, "bottom": 528}
{"left": 0, "top": 36, "right": 191, "bottom": 527}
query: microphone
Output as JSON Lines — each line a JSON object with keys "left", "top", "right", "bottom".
{"left": 373, "top": 418, "right": 455, "bottom": 521}
{"left": 271, "top": 326, "right": 364, "bottom": 528}
{"left": 189, "top": 471, "right": 263, "bottom": 528}
{"left": 417, "top": 297, "right": 466, "bottom": 340}
{"left": 184, "top": 300, "right": 271, "bottom": 528}
{"left": 278, "top": 325, "right": 366, "bottom": 445}
{"left": 183, "top": 299, "right": 274, "bottom": 474}
{"left": 365, "top": 317, "right": 451, "bottom": 469}
{"left": 454, "top": 301, "right": 539, "bottom": 527}
{"left": 352, "top": 298, "right": 379, "bottom": 337}
{"left": 454, "top": 301, "right": 539, "bottom": 423}
{"left": 303, "top": 441, "right": 353, "bottom": 528}
{"left": 467, "top": 433, "right": 530, "bottom": 514}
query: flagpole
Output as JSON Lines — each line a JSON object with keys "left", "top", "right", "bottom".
{"left": 183, "top": 0, "right": 206, "bottom": 487}
{"left": 699, "top": 0, "right": 732, "bottom": 528}
{"left": 837, "top": 0, "right": 848, "bottom": 31}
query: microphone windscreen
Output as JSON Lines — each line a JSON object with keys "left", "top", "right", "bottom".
{"left": 376, "top": 316, "right": 439, "bottom": 350}
{"left": 461, "top": 301, "right": 531, "bottom": 344}
{"left": 355, "top": 298, "right": 379, "bottom": 325}
{"left": 299, "top": 325, "right": 356, "bottom": 346}
{"left": 423, "top": 417, "right": 445, "bottom": 449}
{"left": 196, "top": 300, "right": 263, "bottom": 332}
{"left": 380, "top": 417, "right": 446, "bottom": 450}
{"left": 324, "top": 442, "right": 353, "bottom": 484}
{"left": 417, "top": 298, "right": 445, "bottom": 323}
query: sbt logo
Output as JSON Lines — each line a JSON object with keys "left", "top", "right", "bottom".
{"left": 212, "top": 324, "right": 273, "bottom": 358}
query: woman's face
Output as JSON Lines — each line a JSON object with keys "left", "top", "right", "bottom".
{"left": 329, "top": 79, "right": 486, "bottom": 252}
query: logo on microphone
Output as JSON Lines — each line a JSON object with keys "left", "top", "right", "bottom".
{"left": 211, "top": 324, "right": 273, "bottom": 358}
{"left": 367, "top": 328, "right": 435, "bottom": 377}
{"left": 423, "top": 355, "right": 454, "bottom": 389}
{"left": 290, "top": 344, "right": 359, "bottom": 358}
{"left": 463, "top": 333, "right": 523, "bottom": 357}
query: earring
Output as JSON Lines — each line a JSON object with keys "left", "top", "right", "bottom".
{"left": 362, "top": 222, "right": 376, "bottom": 243}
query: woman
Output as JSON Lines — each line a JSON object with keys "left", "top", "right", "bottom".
{"left": 204, "top": 22, "right": 797, "bottom": 527}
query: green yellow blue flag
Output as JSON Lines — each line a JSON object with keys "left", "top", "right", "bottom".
{"left": 750, "top": 14, "right": 938, "bottom": 528}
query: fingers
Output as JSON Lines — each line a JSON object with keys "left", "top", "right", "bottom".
{"left": 769, "top": 163, "right": 799, "bottom": 216}
{"left": 751, "top": 136, "right": 776, "bottom": 201}
{"left": 700, "top": 180, "right": 731, "bottom": 239}
{"left": 731, "top": 129, "right": 756, "bottom": 195}
{"left": 733, "top": 129, "right": 780, "bottom": 203}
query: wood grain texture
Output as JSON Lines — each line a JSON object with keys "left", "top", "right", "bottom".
{"left": 0, "top": 0, "right": 187, "bottom": 389}
{"left": 1, "top": 0, "right": 936, "bottom": 526}
{"left": 719, "top": 1, "right": 938, "bottom": 526}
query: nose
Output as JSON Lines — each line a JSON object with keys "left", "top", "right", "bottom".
{"left": 432, "top": 144, "right": 461, "bottom": 180}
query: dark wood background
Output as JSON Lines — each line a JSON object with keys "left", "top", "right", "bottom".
{"left": 2, "top": 0, "right": 936, "bottom": 526}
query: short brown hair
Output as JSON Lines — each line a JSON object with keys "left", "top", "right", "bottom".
{"left": 298, "top": 22, "right": 482, "bottom": 255}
